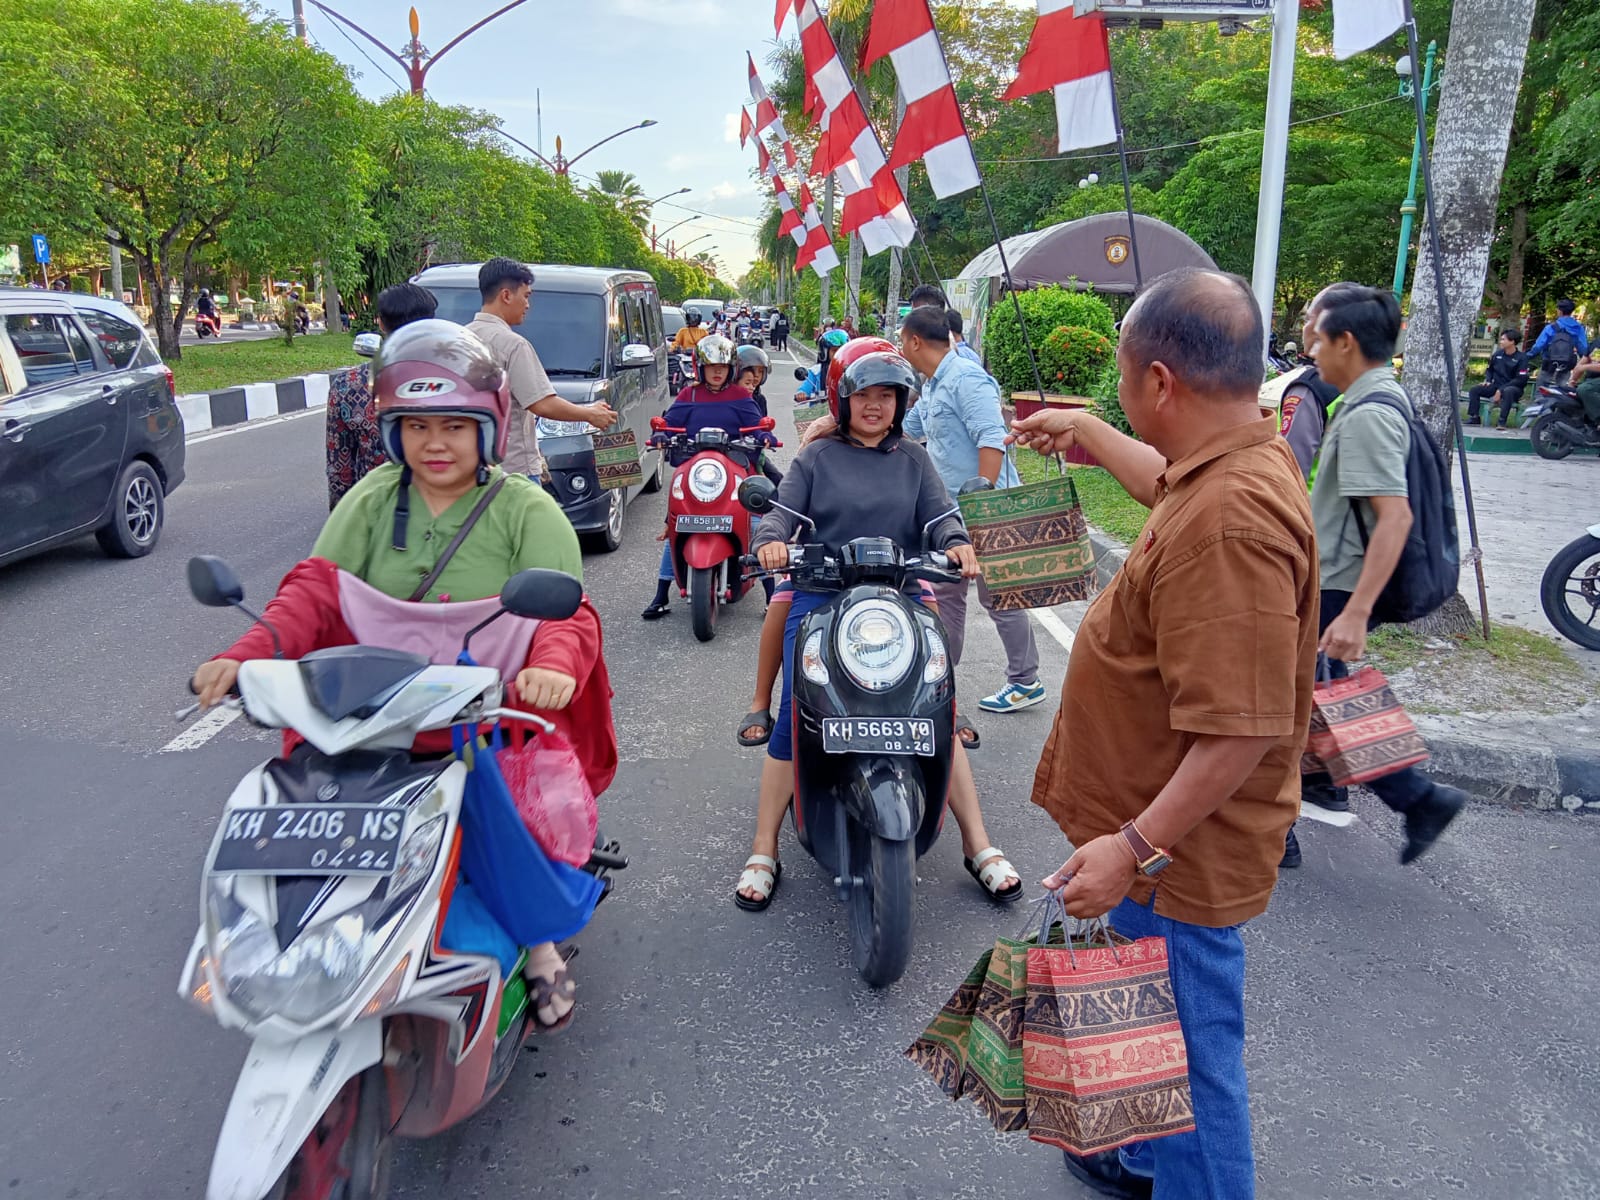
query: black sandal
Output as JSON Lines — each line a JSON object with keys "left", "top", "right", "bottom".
{"left": 641, "top": 601, "right": 672, "bottom": 620}
{"left": 737, "top": 708, "right": 773, "bottom": 747}
{"left": 955, "top": 714, "right": 981, "bottom": 750}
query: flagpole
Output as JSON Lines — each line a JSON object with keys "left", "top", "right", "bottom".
{"left": 1402, "top": 2, "right": 1491, "bottom": 640}
{"left": 923, "top": 16, "right": 1048, "bottom": 405}
{"left": 1106, "top": 74, "right": 1144, "bottom": 292}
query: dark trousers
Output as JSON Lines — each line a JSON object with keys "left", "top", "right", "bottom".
{"left": 1466, "top": 382, "right": 1522, "bottom": 425}
{"left": 1303, "top": 590, "right": 1433, "bottom": 814}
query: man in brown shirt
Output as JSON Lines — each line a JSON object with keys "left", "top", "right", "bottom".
{"left": 1010, "top": 268, "right": 1317, "bottom": 1200}
{"left": 466, "top": 258, "right": 616, "bottom": 480}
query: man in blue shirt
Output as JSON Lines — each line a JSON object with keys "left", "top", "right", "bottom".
{"left": 900, "top": 305, "right": 1045, "bottom": 720}
{"left": 1528, "top": 298, "right": 1590, "bottom": 387}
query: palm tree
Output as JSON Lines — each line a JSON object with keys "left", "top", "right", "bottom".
{"left": 591, "top": 170, "right": 651, "bottom": 231}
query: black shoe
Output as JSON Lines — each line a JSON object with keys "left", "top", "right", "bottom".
{"left": 641, "top": 601, "right": 672, "bottom": 620}
{"left": 1280, "top": 826, "right": 1302, "bottom": 870}
{"left": 1400, "top": 784, "right": 1467, "bottom": 865}
{"left": 1062, "top": 1150, "right": 1152, "bottom": 1199}
{"left": 1300, "top": 783, "right": 1351, "bottom": 822}
{"left": 1466, "top": 415, "right": 1481, "bottom": 426}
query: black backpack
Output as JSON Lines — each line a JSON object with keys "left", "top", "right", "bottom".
{"left": 1346, "top": 391, "right": 1460, "bottom": 624}
{"left": 1544, "top": 325, "right": 1579, "bottom": 370}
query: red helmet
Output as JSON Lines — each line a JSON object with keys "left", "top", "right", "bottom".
{"left": 374, "top": 319, "right": 511, "bottom": 465}
{"left": 825, "top": 337, "right": 896, "bottom": 418}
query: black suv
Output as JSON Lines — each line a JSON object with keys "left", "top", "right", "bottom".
{"left": 0, "top": 290, "right": 185, "bottom": 568}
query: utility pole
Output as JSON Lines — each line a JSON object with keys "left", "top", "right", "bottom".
{"left": 291, "top": 0, "right": 308, "bottom": 40}
{"left": 292, "top": 0, "right": 341, "bottom": 334}
{"left": 1250, "top": 0, "right": 1299, "bottom": 340}
{"left": 882, "top": 87, "right": 909, "bottom": 336}
{"left": 819, "top": 175, "right": 835, "bottom": 323}
{"left": 1391, "top": 39, "right": 1438, "bottom": 299}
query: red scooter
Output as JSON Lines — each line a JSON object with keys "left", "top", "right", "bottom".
{"left": 650, "top": 415, "right": 779, "bottom": 642}
{"left": 195, "top": 309, "right": 222, "bottom": 338}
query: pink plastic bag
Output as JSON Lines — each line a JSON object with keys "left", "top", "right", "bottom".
{"left": 498, "top": 724, "right": 598, "bottom": 868}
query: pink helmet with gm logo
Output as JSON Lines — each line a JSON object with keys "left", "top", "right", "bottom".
{"left": 373, "top": 319, "right": 511, "bottom": 465}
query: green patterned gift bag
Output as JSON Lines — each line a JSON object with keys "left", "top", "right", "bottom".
{"left": 593, "top": 429, "right": 644, "bottom": 490}
{"left": 957, "top": 459, "right": 1098, "bottom": 611}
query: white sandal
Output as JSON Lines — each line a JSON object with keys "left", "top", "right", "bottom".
{"left": 734, "top": 854, "right": 782, "bottom": 912}
{"left": 965, "top": 847, "right": 1024, "bottom": 904}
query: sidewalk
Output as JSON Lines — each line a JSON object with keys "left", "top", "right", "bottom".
{"left": 1058, "top": 449, "right": 1600, "bottom": 810}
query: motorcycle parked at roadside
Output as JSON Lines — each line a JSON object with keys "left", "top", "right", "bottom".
{"left": 738, "top": 476, "right": 962, "bottom": 988}
{"left": 1541, "top": 523, "right": 1600, "bottom": 650}
{"left": 177, "top": 557, "right": 625, "bottom": 1200}
{"left": 1522, "top": 382, "right": 1600, "bottom": 459}
{"left": 651, "top": 415, "right": 778, "bottom": 642}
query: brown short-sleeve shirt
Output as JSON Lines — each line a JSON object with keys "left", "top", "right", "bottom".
{"left": 467, "top": 311, "right": 556, "bottom": 477}
{"left": 1030, "top": 417, "right": 1318, "bottom": 927}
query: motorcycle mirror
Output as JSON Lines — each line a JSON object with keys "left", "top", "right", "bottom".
{"left": 738, "top": 476, "right": 777, "bottom": 514}
{"left": 758, "top": 416, "right": 776, "bottom": 431}
{"left": 500, "top": 568, "right": 583, "bottom": 621}
{"left": 794, "top": 367, "right": 809, "bottom": 382}
{"left": 650, "top": 416, "right": 667, "bottom": 432}
{"left": 353, "top": 332, "right": 381, "bottom": 358}
{"left": 188, "top": 555, "right": 245, "bottom": 608}
{"left": 957, "top": 475, "right": 995, "bottom": 495}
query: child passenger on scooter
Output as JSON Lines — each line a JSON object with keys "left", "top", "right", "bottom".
{"left": 641, "top": 334, "right": 778, "bottom": 619}
{"left": 732, "top": 339, "right": 1023, "bottom": 912}
{"left": 188, "top": 320, "right": 617, "bottom": 1033}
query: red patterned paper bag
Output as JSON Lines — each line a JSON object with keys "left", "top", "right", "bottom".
{"left": 1303, "top": 665, "right": 1429, "bottom": 786}
{"left": 1023, "top": 935, "right": 1196, "bottom": 1156}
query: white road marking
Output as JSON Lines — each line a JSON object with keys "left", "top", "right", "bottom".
{"left": 185, "top": 406, "right": 321, "bottom": 445}
{"left": 1029, "top": 605, "right": 1077, "bottom": 654}
{"left": 160, "top": 704, "right": 243, "bottom": 752}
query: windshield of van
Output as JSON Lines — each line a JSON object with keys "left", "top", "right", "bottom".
{"left": 425, "top": 286, "right": 607, "bottom": 378}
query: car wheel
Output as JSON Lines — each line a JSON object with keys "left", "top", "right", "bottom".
{"left": 581, "top": 484, "right": 625, "bottom": 553}
{"left": 95, "top": 460, "right": 164, "bottom": 558}
{"left": 641, "top": 446, "right": 668, "bottom": 494}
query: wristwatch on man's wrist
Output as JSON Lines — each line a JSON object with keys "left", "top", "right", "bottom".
{"left": 1120, "top": 821, "right": 1172, "bottom": 877}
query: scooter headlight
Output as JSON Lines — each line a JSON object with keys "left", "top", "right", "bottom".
{"left": 688, "top": 459, "right": 728, "bottom": 502}
{"left": 205, "top": 815, "right": 446, "bottom": 1025}
{"left": 835, "top": 599, "right": 916, "bottom": 692}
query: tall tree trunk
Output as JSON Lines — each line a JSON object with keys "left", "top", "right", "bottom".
{"left": 1499, "top": 202, "right": 1529, "bottom": 323}
{"left": 1401, "top": 0, "right": 1538, "bottom": 632}
{"left": 142, "top": 252, "right": 182, "bottom": 361}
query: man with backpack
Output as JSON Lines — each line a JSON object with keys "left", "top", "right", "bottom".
{"left": 1528, "top": 298, "right": 1589, "bottom": 387}
{"left": 1305, "top": 285, "right": 1467, "bottom": 865}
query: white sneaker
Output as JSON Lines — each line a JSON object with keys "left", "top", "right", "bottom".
{"left": 978, "top": 680, "right": 1047, "bottom": 713}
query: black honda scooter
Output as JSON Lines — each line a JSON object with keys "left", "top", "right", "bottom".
{"left": 1524, "top": 382, "right": 1600, "bottom": 459}
{"left": 740, "top": 476, "right": 963, "bottom": 987}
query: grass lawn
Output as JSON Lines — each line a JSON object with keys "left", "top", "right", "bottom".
{"left": 168, "top": 333, "right": 360, "bottom": 395}
{"left": 1014, "top": 447, "right": 1150, "bottom": 545}
{"left": 1365, "top": 619, "right": 1589, "bottom": 716}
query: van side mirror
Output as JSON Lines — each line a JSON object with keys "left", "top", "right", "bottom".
{"left": 188, "top": 555, "right": 245, "bottom": 607}
{"left": 353, "top": 332, "right": 381, "bottom": 358}
{"left": 738, "top": 476, "right": 776, "bottom": 514}
{"left": 618, "top": 343, "right": 654, "bottom": 370}
{"left": 501, "top": 568, "right": 583, "bottom": 621}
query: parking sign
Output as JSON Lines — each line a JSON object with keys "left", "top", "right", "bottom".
{"left": 31, "top": 234, "right": 50, "bottom": 264}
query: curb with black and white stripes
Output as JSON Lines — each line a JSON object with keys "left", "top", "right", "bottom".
{"left": 177, "top": 371, "right": 337, "bottom": 437}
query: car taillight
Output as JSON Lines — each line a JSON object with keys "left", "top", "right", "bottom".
{"left": 163, "top": 366, "right": 176, "bottom": 398}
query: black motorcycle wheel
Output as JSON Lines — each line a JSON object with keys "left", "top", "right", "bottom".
{"left": 1530, "top": 412, "right": 1576, "bottom": 460}
{"left": 690, "top": 565, "right": 718, "bottom": 642}
{"left": 1541, "top": 533, "right": 1600, "bottom": 650}
{"left": 848, "top": 829, "right": 915, "bottom": 988}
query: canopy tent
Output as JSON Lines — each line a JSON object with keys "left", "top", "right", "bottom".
{"left": 954, "top": 213, "right": 1216, "bottom": 296}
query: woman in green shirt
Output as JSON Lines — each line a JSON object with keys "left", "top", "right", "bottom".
{"left": 192, "top": 321, "right": 608, "bottom": 1030}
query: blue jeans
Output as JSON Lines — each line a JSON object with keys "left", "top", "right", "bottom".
{"left": 1109, "top": 894, "right": 1255, "bottom": 1200}
{"left": 766, "top": 589, "right": 832, "bottom": 762}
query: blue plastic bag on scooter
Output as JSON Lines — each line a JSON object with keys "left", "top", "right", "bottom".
{"left": 450, "top": 723, "right": 604, "bottom": 947}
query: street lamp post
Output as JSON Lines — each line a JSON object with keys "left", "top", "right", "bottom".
{"left": 1392, "top": 40, "right": 1439, "bottom": 300}
{"left": 674, "top": 233, "right": 712, "bottom": 259}
{"left": 496, "top": 122, "right": 658, "bottom": 176}
{"left": 305, "top": 1, "right": 532, "bottom": 96}
{"left": 652, "top": 216, "right": 697, "bottom": 252}
{"left": 647, "top": 187, "right": 691, "bottom": 208}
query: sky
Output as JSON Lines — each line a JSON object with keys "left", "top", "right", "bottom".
{"left": 262, "top": 0, "right": 786, "bottom": 282}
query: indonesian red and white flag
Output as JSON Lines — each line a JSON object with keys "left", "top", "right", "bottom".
{"left": 738, "top": 106, "right": 754, "bottom": 148}
{"left": 775, "top": 0, "right": 798, "bottom": 36}
{"left": 862, "top": 0, "right": 980, "bottom": 198}
{"left": 747, "top": 54, "right": 791, "bottom": 144}
{"left": 773, "top": 176, "right": 804, "bottom": 248}
{"left": 1002, "top": 0, "right": 1116, "bottom": 152}
{"left": 1332, "top": 0, "right": 1405, "bottom": 60}
{"left": 795, "top": 183, "right": 840, "bottom": 276}
{"left": 756, "top": 138, "right": 778, "bottom": 180}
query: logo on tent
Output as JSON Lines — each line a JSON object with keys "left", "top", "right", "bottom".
{"left": 1104, "top": 236, "right": 1131, "bottom": 267}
